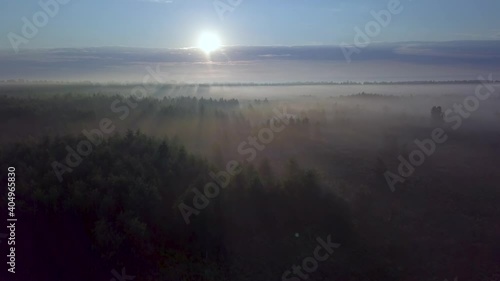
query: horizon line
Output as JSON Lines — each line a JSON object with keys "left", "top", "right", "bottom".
{"left": 2, "top": 79, "right": 499, "bottom": 86}
{"left": 2, "top": 39, "right": 500, "bottom": 52}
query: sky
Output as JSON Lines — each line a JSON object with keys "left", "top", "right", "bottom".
{"left": 1, "top": 42, "right": 499, "bottom": 83}
{"left": 0, "top": 0, "right": 499, "bottom": 82}
{"left": 1, "top": 0, "right": 499, "bottom": 49}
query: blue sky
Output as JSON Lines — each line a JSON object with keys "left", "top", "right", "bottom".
{"left": 1, "top": 0, "right": 499, "bottom": 49}
{"left": 1, "top": 0, "right": 499, "bottom": 82}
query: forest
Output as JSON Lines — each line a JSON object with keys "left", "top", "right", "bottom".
{"left": 1, "top": 84, "right": 500, "bottom": 281}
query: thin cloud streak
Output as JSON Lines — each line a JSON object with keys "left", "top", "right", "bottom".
{"left": 1, "top": 41, "right": 500, "bottom": 83}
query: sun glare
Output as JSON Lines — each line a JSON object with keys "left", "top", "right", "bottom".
{"left": 198, "top": 32, "right": 222, "bottom": 54}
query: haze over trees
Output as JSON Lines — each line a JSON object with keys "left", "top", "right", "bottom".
{"left": 1, "top": 83, "right": 500, "bottom": 280}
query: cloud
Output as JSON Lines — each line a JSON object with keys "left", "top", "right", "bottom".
{"left": 1, "top": 41, "right": 500, "bottom": 82}
{"left": 393, "top": 41, "right": 500, "bottom": 61}
{"left": 258, "top": 54, "right": 292, "bottom": 58}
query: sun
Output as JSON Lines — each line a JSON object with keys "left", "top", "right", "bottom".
{"left": 198, "top": 32, "right": 222, "bottom": 54}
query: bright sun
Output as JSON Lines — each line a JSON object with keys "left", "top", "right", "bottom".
{"left": 198, "top": 32, "right": 222, "bottom": 54}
